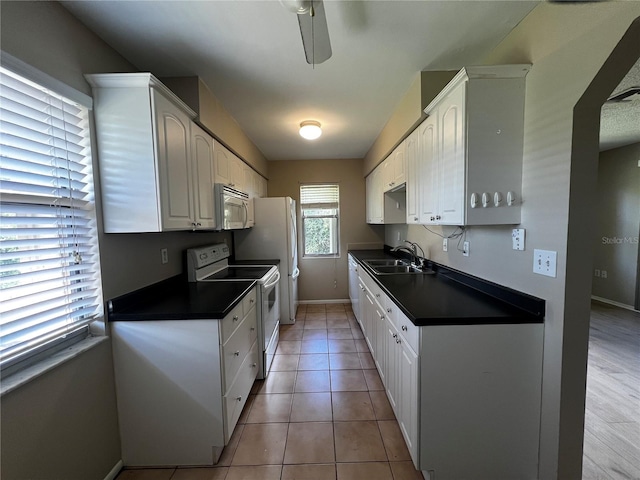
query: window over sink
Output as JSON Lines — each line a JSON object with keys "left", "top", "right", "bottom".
{"left": 300, "top": 183, "right": 339, "bottom": 258}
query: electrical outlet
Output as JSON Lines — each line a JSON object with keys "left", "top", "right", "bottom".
{"left": 443, "top": 238, "right": 448, "bottom": 252}
{"left": 594, "top": 269, "right": 601, "bottom": 277}
{"left": 463, "top": 241, "right": 470, "bottom": 257}
{"left": 161, "top": 248, "right": 168, "bottom": 264}
{"left": 512, "top": 228, "right": 525, "bottom": 250}
{"left": 601, "top": 270, "right": 607, "bottom": 279}
{"left": 533, "top": 249, "right": 556, "bottom": 277}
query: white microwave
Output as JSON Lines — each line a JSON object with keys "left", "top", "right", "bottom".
{"left": 214, "top": 184, "right": 250, "bottom": 230}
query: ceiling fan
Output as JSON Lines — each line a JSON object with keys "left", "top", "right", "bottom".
{"left": 281, "top": 0, "right": 332, "bottom": 65}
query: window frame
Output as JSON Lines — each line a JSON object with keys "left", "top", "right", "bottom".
{"left": 0, "top": 55, "right": 103, "bottom": 376}
{"left": 299, "top": 183, "right": 340, "bottom": 259}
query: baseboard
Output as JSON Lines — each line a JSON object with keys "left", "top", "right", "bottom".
{"left": 104, "top": 460, "right": 123, "bottom": 480}
{"left": 591, "top": 295, "right": 639, "bottom": 313}
{"left": 298, "top": 299, "right": 351, "bottom": 305}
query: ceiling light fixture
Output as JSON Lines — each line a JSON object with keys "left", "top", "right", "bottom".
{"left": 299, "top": 120, "right": 322, "bottom": 140}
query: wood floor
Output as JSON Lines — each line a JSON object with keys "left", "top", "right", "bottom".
{"left": 582, "top": 301, "right": 640, "bottom": 480}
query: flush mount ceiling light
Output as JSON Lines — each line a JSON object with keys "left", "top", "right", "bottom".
{"left": 299, "top": 120, "right": 322, "bottom": 140}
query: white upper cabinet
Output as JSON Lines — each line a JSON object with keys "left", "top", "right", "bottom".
{"left": 191, "top": 123, "right": 216, "bottom": 229}
{"left": 421, "top": 65, "right": 529, "bottom": 226}
{"left": 382, "top": 142, "right": 406, "bottom": 193}
{"left": 366, "top": 166, "right": 384, "bottom": 224}
{"left": 214, "top": 142, "right": 244, "bottom": 190}
{"left": 86, "top": 73, "right": 217, "bottom": 233}
{"left": 405, "top": 129, "right": 420, "bottom": 224}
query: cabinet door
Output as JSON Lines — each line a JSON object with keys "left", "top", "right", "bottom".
{"left": 230, "top": 155, "right": 244, "bottom": 190}
{"left": 374, "top": 301, "right": 387, "bottom": 385}
{"left": 438, "top": 81, "right": 465, "bottom": 225}
{"left": 398, "top": 339, "right": 419, "bottom": 466}
{"left": 382, "top": 157, "right": 394, "bottom": 192}
{"left": 392, "top": 143, "right": 405, "bottom": 187}
{"left": 191, "top": 124, "right": 215, "bottom": 229}
{"left": 405, "top": 129, "right": 420, "bottom": 224}
{"left": 214, "top": 141, "right": 232, "bottom": 186}
{"left": 371, "top": 166, "right": 384, "bottom": 223}
{"left": 419, "top": 114, "right": 439, "bottom": 224}
{"left": 366, "top": 172, "right": 384, "bottom": 223}
{"left": 362, "top": 288, "right": 376, "bottom": 355}
{"left": 153, "top": 90, "right": 194, "bottom": 230}
{"left": 384, "top": 319, "right": 399, "bottom": 413}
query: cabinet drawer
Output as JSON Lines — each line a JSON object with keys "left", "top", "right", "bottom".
{"left": 242, "top": 287, "right": 257, "bottom": 315}
{"left": 220, "top": 301, "right": 244, "bottom": 344}
{"left": 223, "top": 340, "right": 259, "bottom": 443}
{"left": 395, "top": 309, "right": 419, "bottom": 353}
{"left": 222, "top": 307, "right": 258, "bottom": 392}
{"left": 360, "top": 271, "right": 384, "bottom": 307}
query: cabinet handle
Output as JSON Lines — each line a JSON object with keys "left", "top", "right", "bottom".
{"left": 414, "top": 217, "right": 419, "bottom": 221}
{"left": 236, "top": 396, "right": 242, "bottom": 402}
{"left": 250, "top": 327, "right": 256, "bottom": 332}
{"left": 380, "top": 315, "right": 385, "bottom": 320}
{"left": 396, "top": 338, "right": 401, "bottom": 344}
{"left": 430, "top": 216, "right": 435, "bottom": 221}
{"left": 392, "top": 333, "right": 398, "bottom": 338}
{"left": 375, "top": 293, "right": 380, "bottom": 298}
{"left": 233, "top": 315, "right": 239, "bottom": 322}
{"left": 250, "top": 298, "right": 255, "bottom": 304}
{"left": 234, "top": 351, "right": 240, "bottom": 356}
{"left": 402, "top": 325, "right": 408, "bottom": 331}
{"left": 196, "top": 222, "right": 201, "bottom": 227}
{"left": 436, "top": 215, "right": 442, "bottom": 220}
{"left": 386, "top": 308, "right": 392, "bottom": 313}
{"left": 251, "top": 363, "right": 257, "bottom": 368}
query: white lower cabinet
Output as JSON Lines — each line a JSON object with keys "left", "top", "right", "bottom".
{"left": 111, "top": 286, "right": 258, "bottom": 467}
{"left": 358, "top": 267, "right": 419, "bottom": 466}
{"left": 355, "top": 263, "right": 543, "bottom": 479}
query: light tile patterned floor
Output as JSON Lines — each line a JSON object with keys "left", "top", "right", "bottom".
{"left": 116, "top": 303, "right": 423, "bottom": 480}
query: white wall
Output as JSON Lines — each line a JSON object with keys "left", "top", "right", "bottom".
{"left": 388, "top": 4, "right": 640, "bottom": 478}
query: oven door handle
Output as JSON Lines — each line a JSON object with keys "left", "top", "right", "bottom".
{"left": 263, "top": 270, "right": 281, "bottom": 290}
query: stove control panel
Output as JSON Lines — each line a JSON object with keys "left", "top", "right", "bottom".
{"left": 186, "top": 243, "right": 230, "bottom": 275}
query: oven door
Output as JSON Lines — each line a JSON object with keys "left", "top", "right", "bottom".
{"left": 261, "top": 268, "right": 281, "bottom": 377}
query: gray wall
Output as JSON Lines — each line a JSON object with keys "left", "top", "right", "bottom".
{"left": 387, "top": 4, "right": 640, "bottom": 478}
{"left": 592, "top": 143, "right": 640, "bottom": 307}
{"left": 0, "top": 2, "right": 230, "bottom": 478}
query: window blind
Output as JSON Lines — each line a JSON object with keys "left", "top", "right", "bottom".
{"left": 300, "top": 184, "right": 339, "bottom": 210}
{"left": 0, "top": 66, "right": 102, "bottom": 366}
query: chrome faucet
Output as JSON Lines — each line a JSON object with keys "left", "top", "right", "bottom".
{"left": 391, "top": 240, "right": 425, "bottom": 268}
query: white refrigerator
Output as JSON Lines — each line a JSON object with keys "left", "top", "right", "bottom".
{"left": 234, "top": 197, "right": 299, "bottom": 324}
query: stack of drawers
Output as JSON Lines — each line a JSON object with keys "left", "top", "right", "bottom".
{"left": 221, "top": 286, "right": 259, "bottom": 443}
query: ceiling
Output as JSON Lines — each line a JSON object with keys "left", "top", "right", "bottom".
{"left": 60, "top": 1, "right": 639, "bottom": 161}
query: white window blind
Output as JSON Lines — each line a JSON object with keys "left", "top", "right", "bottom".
{"left": 300, "top": 184, "right": 339, "bottom": 257}
{"left": 0, "top": 66, "right": 102, "bottom": 366}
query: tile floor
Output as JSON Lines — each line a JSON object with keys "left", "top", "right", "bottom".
{"left": 116, "top": 303, "right": 423, "bottom": 480}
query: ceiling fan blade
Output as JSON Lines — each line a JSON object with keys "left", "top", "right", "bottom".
{"left": 297, "top": 0, "right": 332, "bottom": 65}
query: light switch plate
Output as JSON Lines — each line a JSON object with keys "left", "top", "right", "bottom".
{"left": 443, "top": 238, "right": 448, "bottom": 252}
{"left": 463, "top": 241, "right": 470, "bottom": 257}
{"left": 512, "top": 228, "right": 525, "bottom": 250}
{"left": 533, "top": 249, "right": 556, "bottom": 277}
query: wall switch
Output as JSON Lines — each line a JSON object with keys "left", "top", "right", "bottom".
{"left": 601, "top": 270, "right": 607, "bottom": 279}
{"left": 443, "top": 238, "right": 448, "bottom": 252}
{"left": 594, "top": 269, "right": 601, "bottom": 277}
{"left": 463, "top": 241, "right": 470, "bottom": 257}
{"left": 512, "top": 228, "right": 525, "bottom": 250}
{"left": 161, "top": 248, "right": 168, "bottom": 264}
{"left": 533, "top": 249, "right": 557, "bottom": 277}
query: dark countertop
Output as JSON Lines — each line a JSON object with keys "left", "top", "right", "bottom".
{"left": 107, "top": 275, "right": 256, "bottom": 321}
{"left": 349, "top": 249, "right": 544, "bottom": 327}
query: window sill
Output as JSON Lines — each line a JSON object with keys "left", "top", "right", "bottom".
{"left": 0, "top": 335, "right": 108, "bottom": 397}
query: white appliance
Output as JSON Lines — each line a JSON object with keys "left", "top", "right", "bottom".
{"left": 234, "top": 197, "right": 299, "bottom": 324}
{"left": 214, "top": 184, "right": 250, "bottom": 230}
{"left": 187, "top": 243, "right": 280, "bottom": 378}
